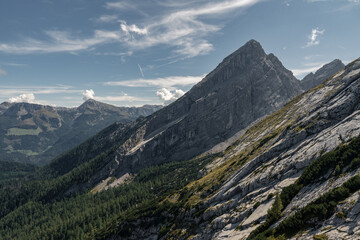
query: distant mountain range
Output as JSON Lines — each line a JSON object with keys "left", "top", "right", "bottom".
{"left": 0, "top": 99, "right": 161, "bottom": 165}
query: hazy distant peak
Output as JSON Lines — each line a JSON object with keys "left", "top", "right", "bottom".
{"left": 301, "top": 59, "right": 345, "bottom": 91}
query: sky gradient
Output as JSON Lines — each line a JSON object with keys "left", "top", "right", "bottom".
{"left": 0, "top": 0, "right": 359, "bottom": 107}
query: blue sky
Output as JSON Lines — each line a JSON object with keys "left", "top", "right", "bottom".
{"left": 0, "top": 0, "right": 359, "bottom": 107}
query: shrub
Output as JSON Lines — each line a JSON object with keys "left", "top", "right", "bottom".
{"left": 313, "top": 233, "right": 328, "bottom": 240}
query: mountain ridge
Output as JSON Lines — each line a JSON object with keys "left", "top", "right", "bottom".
{"left": 0, "top": 99, "right": 162, "bottom": 165}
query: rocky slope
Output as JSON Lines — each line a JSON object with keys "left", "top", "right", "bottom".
{"left": 105, "top": 58, "right": 360, "bottom": 240}
{"left": 0, "top": 99, "right": 161, "bottom": 165}
{"left": 300, "top": 59, "right": 345, "bottom": 91}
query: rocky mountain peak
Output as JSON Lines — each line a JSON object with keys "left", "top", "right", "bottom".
{"left": 190, "top": 40, "right": 301, "bottom": 101}
{"left": 77, "top": 99, "right": 117, "bottom": 113}
{"left": 219, "top": 39, "right": 266, "bottom": 68}
{"left": 300, "top": 59, "right": 345, "bottom": 91}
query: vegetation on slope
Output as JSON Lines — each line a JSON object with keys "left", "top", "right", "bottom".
{"left": 0, "top": 153, "right": 216, "bottom": 240}
{"left": 248, "top": 134, "right": 360, "bottom": 239}
{"left": 0, "top": 161, "right": 37, "bottom": 182}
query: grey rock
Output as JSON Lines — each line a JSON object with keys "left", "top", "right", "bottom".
{"left": 300, "top": 59, "right": 345, "bottom": 91}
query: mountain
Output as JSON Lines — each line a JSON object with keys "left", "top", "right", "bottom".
{"left": 0, "top": 40, "right": 358, "bottom": 240}
{"left": 0, "top": 99, "right": 161, "bottom": 165}
{"left": 300, "top": 59, "right": 345, "bottom": 91}
{"left": 41, "top": 39, "right": 304, "bottom": 187}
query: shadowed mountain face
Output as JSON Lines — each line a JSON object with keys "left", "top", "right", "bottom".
{"left": 0, "top": 100, "right": 162, "bottom": 165}
{"left": 124, "top": 40, "right": 303, "bottom": 171}
{"left": 300, "top": 59, "right": 345, "bottom": 91}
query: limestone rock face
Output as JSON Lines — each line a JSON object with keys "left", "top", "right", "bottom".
{"left": 300, "top": 59, "right": 345, "bottom": 91}
{"left": 188, "top": 58, "right": 360, "bottom": 240}
{"left": 100, "top": 40, "right": 304, "bottom": 181}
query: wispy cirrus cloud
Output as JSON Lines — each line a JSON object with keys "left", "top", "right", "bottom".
{"left": 94, "top": 14, "right": 119, "bottom": 23}
{"left": 105, "top": 75, "right": 204, "bottom": 88}
{"left": 2, "top": 62, "right": 28, "bottom": 67}
{"left": 0, "top": 0, "right": 263, "bottom": 59}
{"left": 0, "top": 30, "right": 122, "bottom": 54}
{"left": 0, "top": 85, "right": 81, "bottom": 96}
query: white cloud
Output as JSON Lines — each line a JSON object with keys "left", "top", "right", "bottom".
{"left": 8, "top": 93, "right": 36, "bottom": 103}
{"left": 120, "top": 21, "right": 148, "bottom": 35}
{"left": 82, "top": 89, "right": 95, "bottom": 100}
{"left": 0, "top": 68, "right": 6, "bottom": 76}
{"left": 156, "top": 88, "right": 185, "bottom": 104}
{"left": 105, "top": 75, "right": 204, "bottom": 88}
{"left": 305, "top": 28, "right": 325, "bottom": 47}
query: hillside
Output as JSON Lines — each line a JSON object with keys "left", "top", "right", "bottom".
{"left": 0, "top": 40, "right": 357, "bottom": 240}
{"left": 0, "top": 99, "right": 161, "bottom": 165}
